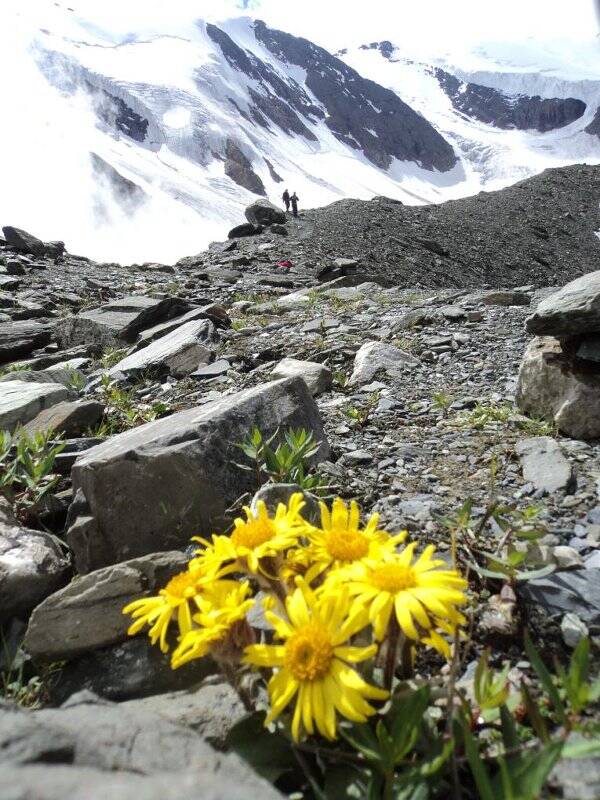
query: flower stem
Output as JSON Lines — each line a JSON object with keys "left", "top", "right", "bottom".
{"left": 384, "top": 615, "right": 400, "bottom": 691}
{"left": 220, "top": 661, "right": 254, "bottom": 713}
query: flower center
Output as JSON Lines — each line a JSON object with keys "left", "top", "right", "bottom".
{"left": 231, "top": 517, "right": 275, "bottom": 550}
{"left": 284, "top": 624, "right": 334, "bottom": 681}
{"left": 325, "top": 528, "right": 370, "bottom": 562}
{"left": 369, "top": 564, "right": 416, "bottom": 593}
{"left": 164, "top": 571, "right": 197, "bottom": 599}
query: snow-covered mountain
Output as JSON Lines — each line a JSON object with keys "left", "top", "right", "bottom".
{"left": 2, "top": 3, "right": 600, "bottom": 263}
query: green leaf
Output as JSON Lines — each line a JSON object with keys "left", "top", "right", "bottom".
{"left": 225, "top": 711, "right": 296, "bottom": 782}
{"left": 341, "top": 724, "right": 383, "bottom": 764}
{"left": 462, "top": 720, "right": 495, "bottom": 800}
{"left": 524, "top": 632, "right": 567, "bottom": 725}
{"left": 562, "top": 736, "right": 600, "bottom": 759}
{"left": 500, "top": 705, "right": 519, "bottom": 751}
{"left": 521, "top": 682, "right": 549, "bottom": 743}
{"left": 493, "top": 741, "right": 563, "bottom": 800}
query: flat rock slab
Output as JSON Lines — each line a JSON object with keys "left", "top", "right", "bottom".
{"left": 0, "top": 380, "right": 72, "bottom": 432}
{"left": 515, "top": 436, "right": 575, "bottom": 493}
{"left": 350, "top": 340, "right": 419, "bottom": 385}
{"left": 271, "top": 357, "right": 332, "bottom": 396}
{"left": 0, "top": 521, "right": 71, "bottom": 621}
{"left": 518, "top": 568, "right": 600, "bottom": 624}
{"left": 516, "top": 337, "right": 600, "bottom": 440}
{"left": 0, "top": 698, "right": 283, "bottom": 799}
{"left": 122, "top": 680, "right": 246, "bottom": 748}
{"left": 23, "top": 400, "right": 104, "bottom": 437}
{"left": 527, "top": 270, "right": 600, "bottom": 336}
{"left": 0, "top": 320, "right": 52, "bottom": 363}
{"left": 109, "top": 320, "right": 217, "bottom": 379}
{"left": 55, "top": 296, "right": 190, "bottom": 349}
{"left": 66, "top": 376, "right": 329, "bottom": 572}
{"left": 24, "top": 551, "right": 187, "bottom": 661}
{"left": 134, "top": 304, "right": 230, "bottom": 349}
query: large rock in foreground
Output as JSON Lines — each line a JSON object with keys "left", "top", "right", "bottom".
{"left": 516, "top": 337, "right": 600, "bottom": 440}
{"left": 244, "top": 199, "right": 286, "bottom": 227}
{"left": 0, "top": 696, "right": 283, "bottom": 799}
{"left": 55, "top": 296, "right": 190, "bottom": 349}
{"left": 66, "top": 377, "right": 329, "bottom": 572}
{"left": 526, "top": 271, "right": 600, "bottom": 336}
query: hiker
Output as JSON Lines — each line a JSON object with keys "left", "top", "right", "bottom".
{"left": 291, "top": 191, "right": 299, "bottom": 217}
{"left": 282, "top": 189, "right": 290, "bottom": 213}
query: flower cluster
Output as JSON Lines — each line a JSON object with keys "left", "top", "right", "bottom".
{"left": 123, "top": 493, "right": 467, "bottom": 741}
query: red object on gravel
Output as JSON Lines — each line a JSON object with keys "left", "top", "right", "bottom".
{"left": 276, "top": 260, "right": 293, "bottom": 268}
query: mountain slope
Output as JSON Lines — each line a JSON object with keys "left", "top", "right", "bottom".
{"left": 2, "top": 4, "right": 600, "bottom": 265}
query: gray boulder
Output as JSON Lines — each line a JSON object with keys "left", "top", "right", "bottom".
{"left": 66, "top": 377, "right": 329, "bottom": 572}
{"left": 0, "top": 380, "right": 72, "bottom": 432}
{"left": 0, "top": 368, "right": 81, "bottom": 387}
{"left": 134, "top": 305, "right": 230, "bottom": 349}
{"left": 109, "top": 320, "right": 217, "bottom": 380}
{"left": 244, "top": 199, "right": 286, "bottom": 227}
{"left": 527, "top": 270, "right": 600, "bottom": 336}
{"left": 271, "top": 357, "right": 332, "bottom": 396}
{"left": 349, "top": 341, "right": 419, "bottom": 385}
{"left": 228, "top": 222, "right": 262, "bottom": 239}
{"left": 2, "top": 225, "right": 46, "bottom": 257}
{"left": 518, "top": 569, "right": 600, "bottom": 625}
{"left": 0, "top": 697, "right": 283, "bottom": 799}
{"left": 0, "top": 521, "right": 71, "bottom": 621}
{"left": 480, "top": 290, "right": 531, "bottom": 307}
{"left": 55, "top": 296, "right": 190, "bottom": 349}
{"left": 515, "top": 437, "right": 575, "bottom": 493}
{"left": 0, "top": 320, "right": 52, "bottom": 363}
{"left": 516, "top": 337, "right": 600, "bottom": 440}
{"left": 24, "top": 552, "right": 187, "bottom": 661}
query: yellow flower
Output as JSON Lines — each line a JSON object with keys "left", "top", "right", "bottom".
{"left": 332, "top": 543, "right": 468, "bottom": 656}
{"left": 171, "top": 580, "right": 255, "bottom": 668}
{"left": 122, "top": 559, "right": 236, "bottom": 653}
{"left": 243, "top": 583, "right": 387, "bottom": 741}
{"left": 198, "top": 493, "right": 306, "bottom": 574}
{"left": 304, "top": 497, "right": 406, "bottom": 582}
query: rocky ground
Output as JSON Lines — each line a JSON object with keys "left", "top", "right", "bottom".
{"left": 2, "top": 164, "right": 600, "bottom": 799}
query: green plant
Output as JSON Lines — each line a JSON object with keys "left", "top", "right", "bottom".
{"left": 344, "top": 392, "right": 380, "bottom": 428}
{"left": 332, "top": 369, "right": 349, "bottom": 390}
{"left": 97, "top": 374, "right": 170, "bottom": 434}
{"left": 98, "top": 347, "right": 128, "bottom": 370}
{"left": 432, "top": 390, "right": 453, "bottom": 416}
{"left": 0, "top": 362, "right": 28, "bottom": 378}
{"left": 236, "top": 427, "right": 328, "bottom": 493}
{"left": 66, "top": 368, "right": 86, "bottom": 392}
{"left": 453, "top": 401, "right": 556, "bottom": 437}
{"left": 1, "top": 633, "right": 61, "bottom": 708}
{"left": 0, "top": 428, "right": 65, "bottom": 523}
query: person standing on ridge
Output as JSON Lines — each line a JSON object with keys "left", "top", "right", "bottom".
{"left": 282, "top": 189, "right": 290, "bottom": 213}
{"left": 290, "top": 191, "right": 299, "bottom": 218}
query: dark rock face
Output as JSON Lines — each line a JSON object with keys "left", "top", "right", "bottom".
{"left": 264, "top": 157, "right": 283, "bottom": 183}
{"left": 359, "top": 41, "right": 395, "bottom": 59}
{"left": 254, "top": 21, "right": 456, "bottom": 172}
{"left": 90, "top": 154, "right": 146, "bottom": 210}
{"left": 224, "top": 140, "right": 266, "bottom": 196}
{"left": 206, "top": 21, "right": 456, "bottom": 172}
{"left": 205, "top": 23, "right": 320, "bottom": 141}
{"left": 435, "top": 69, "right": 586, "bottom": 132}
{"left": 88, "top": 83, "right": 149, "bottom": 142}
{"left": 585, "top": 106, "right": 600, "bottom": 137}
{"left": 228, "top": 222, "right": 262, "bottom": 239}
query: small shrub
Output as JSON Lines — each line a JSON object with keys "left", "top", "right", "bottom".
{"left": 0, "top": 428, "right": 65, "bottom": 524}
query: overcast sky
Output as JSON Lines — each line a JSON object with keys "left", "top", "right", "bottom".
{"left": 225, "top": 0, "right": 599, "bottom": 52}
